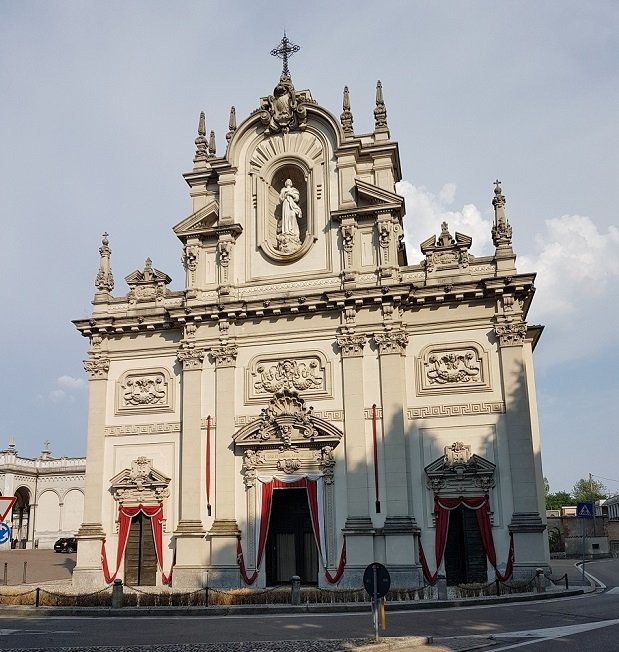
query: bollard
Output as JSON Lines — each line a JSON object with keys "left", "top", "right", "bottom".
{"left": 35, "top": 587, "right": 40, "bottom": 607}
{"left": 437, "top": 574, "right": 447, "bottom": 601}
{"left": 204, "top": 586, "right": 209, "bottom": 607}
{"left": 495, "top": 579, "right": 501, "bottom": 597}
{"left": 564, "top": 574, "right": 569, "bottom": 590}
{"left": 290, "top": 575, "right": 301, "bottom": 605}
{"left": 535, "top": 568, "right": 545, "bottom": 593}
{"left": 3, "top": 562, "right": 7, "bottom": 586}
{"left": 111, "top": 579, "right": 123, "bottom": 609}
{"left": 22, "top": 561, "right": 27, "bottom": 584}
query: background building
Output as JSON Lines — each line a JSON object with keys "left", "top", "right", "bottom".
{"left": 72, "top": 46, "right": 549, "bottom": 589}
{"left": 0, "top": 440, "right": 85, "bottom": 549}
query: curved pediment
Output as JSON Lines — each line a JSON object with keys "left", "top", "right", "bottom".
{"left": 233, "top": 389, "right": 343, "bottom": 452}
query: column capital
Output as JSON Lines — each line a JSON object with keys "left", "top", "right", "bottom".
{"left": 495, "top": 320, "right": 527, "bottom": 347}
{"left": 210, "top": 343, "right": 238, "bottom": 367}
{"left": 374, "top": 329, "right": 408, "bottom": 355}
{"left": 83, "top": 357, "right": 110, "bottom": 380}
{"left": 177, "top": 343, "right": 205, "bottom": 370}
{"left": 336, "top": 333, "right": 366, "bottom": 357}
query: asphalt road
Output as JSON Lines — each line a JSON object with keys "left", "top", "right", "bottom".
{"left": 0, "top": 559, "right": 617, "bottom": 650}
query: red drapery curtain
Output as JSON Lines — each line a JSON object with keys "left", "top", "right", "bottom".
{"left": 419, "top": 495, "right": 514, "bottom": 585}
{"left": 237, "top": 477, "right": 346, "bottom": 585}
{"left": 101, "top": 503, "right": 175, "bottom": 585}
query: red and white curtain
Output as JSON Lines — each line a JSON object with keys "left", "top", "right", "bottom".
{"left": 419, "top": 494, "right": 514, "bottom": 585}
{"left": 237, "top": 475, "right": 346, "bottom": 585}
{"left": 101, "top": 503, "right": 175, "bottom": 585}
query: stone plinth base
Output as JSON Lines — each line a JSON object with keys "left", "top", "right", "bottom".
{"left": 384, "top": 563, "right": 423, "bottom": 589}
{"left": 72, "top": 567, "right": 106, "bottom": 591}
{"left": 204, "top": 565, "right": 242, "bottom": 589}
{"left": 511, "top": 562, "right": 551, "bottom": 582}
{"left": 171, "top": 565, "right": 208, "bottom": 589}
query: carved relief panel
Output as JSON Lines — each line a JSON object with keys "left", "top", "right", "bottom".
{"left": 417, "top": 342, "right": 490, "bottom": 395}
{"left": 115, "top": 368, "right": 175, "bottom": 415}
{"left": 246, "top": 352, "right": 331, "bottom": 404}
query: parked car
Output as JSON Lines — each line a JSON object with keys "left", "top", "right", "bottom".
{"left": 54, "top": 537, "right": 77, "bottom": 553}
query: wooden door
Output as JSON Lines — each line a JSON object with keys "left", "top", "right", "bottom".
{"left": 124, "top": 512, "right": 157, "bottom": 586}
{"left": 444, "top": 506, "right": 487, "bottom": 586}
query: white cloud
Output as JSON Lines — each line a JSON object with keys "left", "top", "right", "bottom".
{"left": 56, "top": 375, "right": 86, "bottom": 390}
{"left": 49, "top": 389, "right": 66, "bottom": 402}
{"left": 396, "top": 181, "right": 493, "bottom": 263}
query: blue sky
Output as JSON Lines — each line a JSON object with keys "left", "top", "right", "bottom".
{"left": 1, "top": 1, "right": 617, "bottom": 494}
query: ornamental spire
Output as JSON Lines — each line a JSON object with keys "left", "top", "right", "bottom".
{"left": 208, "top": 130, "right": 216, "bottom": 158}
{"left": 374, "top": 80, "right": 388, "bottom": 130}
{"left": 95, "top": 232, "right": 114, "bottom": 293}
{"left": 193, "top": 111, "right": 208, "bottom": 165}
{"left": 270, "top": 31, "right": 300, "bottom": 80}
{"left": 226, "top": 106, "right": 237, "bottom": 143}
{"left": 491, "top": 179, "right": 513, "bottom": 248}
{"left": 340, "top": 85, "right": 354, "bottom": 134}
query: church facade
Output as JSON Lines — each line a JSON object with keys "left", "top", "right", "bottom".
{"left": 72, "top": 51, "right": 549, "bottom": 590}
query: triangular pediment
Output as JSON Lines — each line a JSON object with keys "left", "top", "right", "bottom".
{"left": 124, "top": 267, "right": 171, "bottom": 285}
{"left": 425, "top": 453, "right": 495, "bottom": 476}
{"left": 355, "top": 178, "right": 404, "bottom": 209}
{"left": 109, "top": 457, "right": 171, "bottom": 505}
{"left": 173, "top": 198, "right": 220, "bottom": 237}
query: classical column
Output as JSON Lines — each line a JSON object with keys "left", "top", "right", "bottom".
{"left": 172, "top": 342, "right": 207, "bottom": 589}
{"left": 207, "top": 343, "right": 240, "bottom": 587}
{"left": 335, "top": 334, "right": 374, "bottom": 587}
{"left": 72, "top": 355, "right": 110, "bottom": 589}
{"left": 374, "top": 329, "right": 420, "bottom": 587}
{"left": 495, "top": 320, "right": 549, "bottom": 577}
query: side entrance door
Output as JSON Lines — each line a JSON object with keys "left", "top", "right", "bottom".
{"left": 444, "top": 505, "right": 487, "bottom": 586}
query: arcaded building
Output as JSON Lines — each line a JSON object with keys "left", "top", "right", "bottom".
{"left": 72, "top": 43, "right": 549, "bottom": 589}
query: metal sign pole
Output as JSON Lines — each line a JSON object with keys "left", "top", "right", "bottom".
{"left": 582, "top": 516, "right": 586, "bottom": 583}
{"left": 373, "top": 564, "right": 379, "bottom": 642}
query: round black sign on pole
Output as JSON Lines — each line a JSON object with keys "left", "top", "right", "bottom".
{"left": 363, "top": 562, "right": 391, "bottom": 599}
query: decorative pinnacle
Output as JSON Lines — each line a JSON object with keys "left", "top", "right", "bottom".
{"left": 226, "top": 106, "right": 237, "bottom": 143}
{"left": 340, "top": 85, "right": 354, "bottom": 134}
{"left": 95, "top": 232, "right": 114, "bottom": 293}
{"left": 491, "top": 179, "right": 513, "bottom": 248}
{"left": 374, "top": 80, "right": 388, "bottom": 130}
{"left": 270, "top": 31, "right": 300, "bottom": 79}
{"left": 194, "top": 111, "right": 208, "bottom": 163}
{"left": 208, "top": 130, "right": 216, "bottom": 158}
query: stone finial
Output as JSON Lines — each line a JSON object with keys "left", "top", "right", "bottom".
{"left": 438, "top": 222, "right": 455, "bottom": 247}
{"left": 143, "top": 257, "right": 153, "bottom": 281}
{"left": 374, "top": 80, "right": 388, "bottom": 130}
{"left": 491, "top": 179, "right": 513, "bottom": 248}
{"left": 226, "top": 106, "right": 237, "bottom": 143}
{"left": 340, "top": 86, "right": 354, "bottom": 134}
{"left": 40, "top": 440, "right": 52, "bottom": 460}
{"left": 7, "top": 438, "right": 16, "bottom": 454}
{"left": 208, "top": 130, "right": 216, "bottom": 158}
{"left": 193, "top": 111, "right": 208, "bottom": 164}
{"left": 95, "top": 232, "right": 114, "bottom": 293}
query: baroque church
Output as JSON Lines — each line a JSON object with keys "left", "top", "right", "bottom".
{"left": 72, "top": 39, "right": 549, "bottom": 589}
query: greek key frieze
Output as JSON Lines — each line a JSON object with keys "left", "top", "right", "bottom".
{"left": 407, "top": 402, "right": 505, "bottom": 419}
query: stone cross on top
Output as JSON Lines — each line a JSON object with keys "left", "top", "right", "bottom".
{"left": 270, "top": 32, "right": 300, "bottom": 78}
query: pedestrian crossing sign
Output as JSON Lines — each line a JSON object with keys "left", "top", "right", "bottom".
{"left": 576, "top": 501, "right": 594, "bottom": 518}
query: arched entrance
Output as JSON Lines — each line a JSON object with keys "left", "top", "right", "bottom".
{"left": 12, "top": 487, "right": 31, "bottom": 548}
{"left": 265, "top": 488, "right": 318, "bottom": 585}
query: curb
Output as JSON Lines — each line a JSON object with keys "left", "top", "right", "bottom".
{"left": 0, "top": 588, "right": 584, "bottom": 618}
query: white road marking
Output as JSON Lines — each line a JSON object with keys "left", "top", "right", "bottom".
{"left": 606, "top": 587, "right": 619, "bottom": 594}
{"left": 0, "top": 628, "right": 74, "bottom": 636}
{"left": 491, "top": 618, "right": 619, "bottom": 650}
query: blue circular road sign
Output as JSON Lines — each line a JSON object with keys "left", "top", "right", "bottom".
{"left": 0, "top": 522, "right": 11, "bottom": 545}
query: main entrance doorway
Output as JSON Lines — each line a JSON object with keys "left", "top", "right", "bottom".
{"left": 124, "top": 512, "right": 157, "bottom": 586}
{"left": 444, "top": 506, "right": 487, "bottom": 586}
{"left": 265, "top": 488, "right": 318, "bottom": 585}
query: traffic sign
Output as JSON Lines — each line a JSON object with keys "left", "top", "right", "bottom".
{"left": 0, "top": 496, "right": 17, "bottom": 522}
{"left": 363, "top": 562, "right": 391, "bottom": 599}
{"left": 577, "top": 502, "right": 594, "bottom": 519}
{"left": 0, "top": 522, "right": 10, "bottom": 545}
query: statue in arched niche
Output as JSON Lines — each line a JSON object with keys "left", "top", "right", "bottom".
{"left": 277, "top": 179, "right": 302, "bottom": 253}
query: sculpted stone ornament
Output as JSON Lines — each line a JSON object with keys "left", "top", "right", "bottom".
{"left": 491, "top": 180, "right": 513, "bottom": 248}
{"left": 83, "top": 357, "right": 110, "bottom": 380}
{"left": 426, "top": 351, "right": 481, "bottom": 385}
{"left": 95, "top": 232, "right": 114, "bottom": 293}
{"left": 125, "top": 258, "right": 171, "bottom": 303}
{"left": 177, "top": 343, "right": 205, "bottom": 370}
{"left": 420, "top": 222, "right": 471, "bottom": 273}
{"left": 260, "top": 75, "right": 307, "bottom": 135}
{"left": 210, "top": 343, "right": 239, "bottom": 368}
{"left": 110, "top": 457, "right": 171, "bottom": 506}
{"left": 256, "top": 389, "right": 319, "bottom": 445}
{"left": 122, "top": 374, "right": 167, "bottom": 407}
{"left": 336, "top": 334, "right": 366, "bottom": 358}
{"left": 254, "top": 358, "right": 323, "bottom": 394}
{"left": 374, "top": 329, "right": 408, "bottom": 355}
{"left": 495, "top": 321, "right": 527, "bottom": 347}
{"left": 181, "top": 244, "right": 198, "bottom": 272}
{"left": 276, "top": 179, "right": 303, "bottom": 253}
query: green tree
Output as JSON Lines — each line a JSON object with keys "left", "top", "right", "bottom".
{"left": 572, "top": 477, "right": 607, "bottom": 503}
{"left": 545, "top": 490, "right": 574, "bottom": 511}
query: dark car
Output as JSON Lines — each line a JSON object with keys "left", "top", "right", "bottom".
{"left": 53, "top": 537, "right": 77, "bottom": 553}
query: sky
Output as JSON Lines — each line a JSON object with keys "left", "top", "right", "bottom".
{"left": 1, "top": 1, "right": 617, "bottom": 495}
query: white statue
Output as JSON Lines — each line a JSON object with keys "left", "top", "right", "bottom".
{"left": 277, "top": 179, "right": 302, "bottom": 252}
